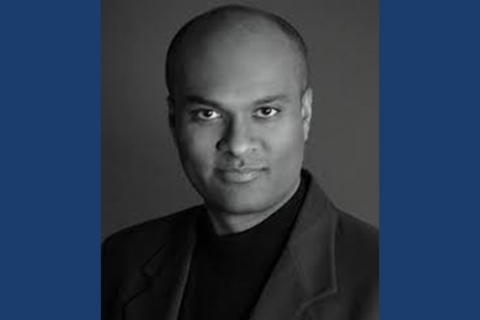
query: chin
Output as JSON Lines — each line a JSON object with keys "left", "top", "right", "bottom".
{"left": 206, "top": 190, "right": 278, "bottom": 216}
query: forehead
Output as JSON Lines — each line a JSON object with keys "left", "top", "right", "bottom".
{"left": 173, "top": 25, "right": 304, "bottom": 103}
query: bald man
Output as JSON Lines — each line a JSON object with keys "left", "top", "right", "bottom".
{"left": 102, "top": 5, "right": 378, "bottom": 320}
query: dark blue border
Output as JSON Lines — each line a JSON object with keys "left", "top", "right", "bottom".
{"left": 2, "top": 0, "right": 480, "bottom": 318}
{"left": 381, "top": 0, "right": 480, "bottom": 319}
{"left": 1, "top": 1, "right": 100, "bottom": 318}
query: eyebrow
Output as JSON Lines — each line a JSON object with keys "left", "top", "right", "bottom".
{"left": 184, "top": 94, "right": 290, "bottom": 108}
{"left": 184, "top": 95, "right": 221, "bottom": 108}
{"left": 254, "top": 94, "right": 290, "bottom": 105}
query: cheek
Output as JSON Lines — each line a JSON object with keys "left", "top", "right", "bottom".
{"left": 264, "top": 119, "right": 305, "bottom": 162}
{"left": 177, "top": 125, "right": 219, "bottom": 168}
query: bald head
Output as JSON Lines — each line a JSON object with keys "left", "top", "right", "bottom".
{"left": 165, "top": 5, "right": 309, "bottom": 98}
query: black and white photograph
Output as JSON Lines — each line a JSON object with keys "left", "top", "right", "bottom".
{"left": 102, "top": 1, "right": 378, "bottom": 319}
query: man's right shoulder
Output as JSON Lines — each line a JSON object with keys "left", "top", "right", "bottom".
{"left": 101, "top": 205, "right": 201, "bottom": 269}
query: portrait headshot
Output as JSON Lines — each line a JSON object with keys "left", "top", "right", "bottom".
{"left": 102, "top": 1, "right": 378, "bottom": 320}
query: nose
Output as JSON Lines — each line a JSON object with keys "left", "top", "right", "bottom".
{"left": 217, "top": 117, "right": 255, "bottom": 156}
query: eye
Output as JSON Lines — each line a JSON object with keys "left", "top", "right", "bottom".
{"left": 253, "top": 106, "right": 280, "bottom": 118}
{"left": 192, "top": 109, "right": 221, "bottom": 121}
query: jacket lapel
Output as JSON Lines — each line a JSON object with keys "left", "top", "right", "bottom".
{"left": 249, "top": 176, "right": 338, "bottom": 320}
{"left": 121, "top": 214, "right": 197, "bottom": 320}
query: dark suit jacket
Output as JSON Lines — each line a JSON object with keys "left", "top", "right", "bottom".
{"left": 102, "top": 174, "right": 378, "bottom": 320}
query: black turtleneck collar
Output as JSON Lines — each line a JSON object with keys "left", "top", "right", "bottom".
{"left": 199, "top": 171, "right": 310, "bottom": 258}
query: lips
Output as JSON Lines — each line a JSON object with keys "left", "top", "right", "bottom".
{"left": 215, "top": 167, "right": 265, "bottom": 183}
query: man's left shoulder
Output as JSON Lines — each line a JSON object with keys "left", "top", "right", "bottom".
{"left": 336, "top": 210, "right": 378, "bottom": 257}
{"left": 334, "top": 209, "right": 378, "bottom": 287}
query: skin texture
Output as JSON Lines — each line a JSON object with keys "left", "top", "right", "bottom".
{"left": 168, "top": 15, "right": 312, "bottom": 235}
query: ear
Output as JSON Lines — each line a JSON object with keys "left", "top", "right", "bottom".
{"left": 167, "top": 95, "right": 180, "bottom": 146}
{"left": 300, "top": 87, "right": 313, "bottom": 141}
{"left": 167, "top": 95, "right": 176, "bottom": 130}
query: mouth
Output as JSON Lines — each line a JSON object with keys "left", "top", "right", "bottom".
{"left": 215, "top": 167, "right": 266, "bottom": 184}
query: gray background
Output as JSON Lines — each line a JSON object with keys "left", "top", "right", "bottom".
{"left": 102, "top": 0, "right": 378, "bottom": 240}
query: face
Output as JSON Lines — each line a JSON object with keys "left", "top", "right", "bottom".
{"left": 169, "top": 30, "right": 312, "bottom": 216}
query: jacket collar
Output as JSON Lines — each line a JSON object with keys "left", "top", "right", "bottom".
{"left": 121, "top": 170, "right": 338, "bottom": 320}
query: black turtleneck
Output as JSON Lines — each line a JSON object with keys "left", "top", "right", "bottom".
{"left": 178, "top": 174, "right": 309, "bottom": 320}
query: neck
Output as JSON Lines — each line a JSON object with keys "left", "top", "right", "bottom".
{"left": 206, "top": 177, "right": 301, "bottom": 236}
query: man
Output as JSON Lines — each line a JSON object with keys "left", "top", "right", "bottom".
{"left": 102, "top": 5, "right": 378, "bottom": 320}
